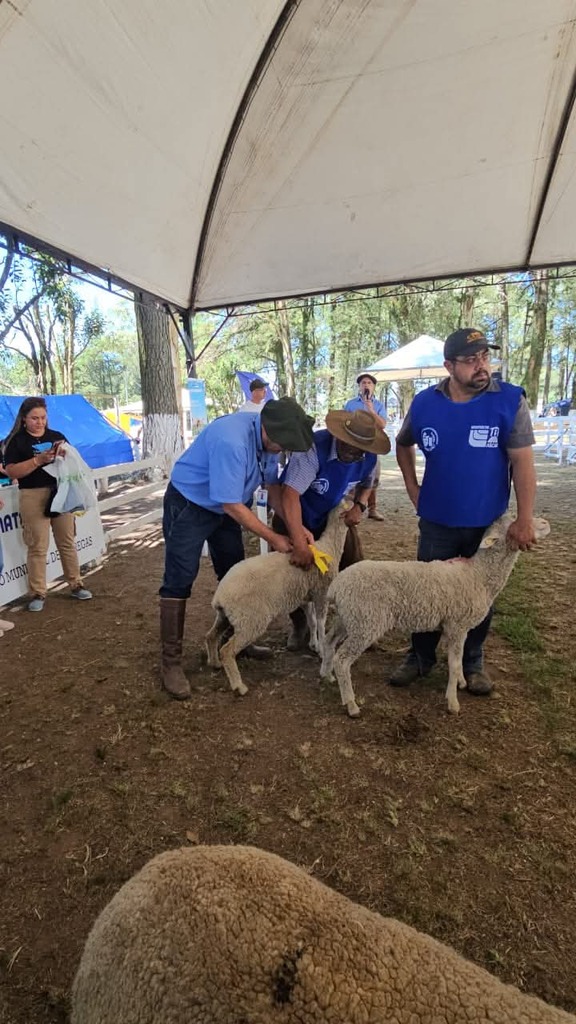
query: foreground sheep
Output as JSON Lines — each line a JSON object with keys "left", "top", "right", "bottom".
{"left": 321, "top": 513, "right": 550, "bottom": 716}
{"left": 205, "top": 502, "right": 349, "bottom": 697}
{"left": 71, "top": 844, "right": 574, "bottom": 1024}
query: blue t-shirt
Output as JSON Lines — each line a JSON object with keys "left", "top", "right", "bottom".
{"left": 171, "top": 412, "right": 280, "bottom": 513}
{"left": 410, "top": 382, "right": 523, "bottom": 527}
{"left": 345, "top": 395, "right": 387, "bottom": 418}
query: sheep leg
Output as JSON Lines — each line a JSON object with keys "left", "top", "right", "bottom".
{"left": 309, "top": 591, "right": 330, "bottom": 660}
{"left": 332, "top": 634, "right": 370, "bottom": 718}
{"left": 444, "top": 632, "right": 467, "bottom": 714}
{"left": 218, "top": 634, "right": 249, "bottom": 696}
{"left": 319, "top": 613, "right": 347, "bottom": 680}
{"left": 306, "top": 602, "right": 319, "bottom": 653}
{"left": 205, "top": 609, "right": 229, "bottom": 669}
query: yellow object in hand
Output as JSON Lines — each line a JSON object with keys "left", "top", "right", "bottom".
{"left": 309, "top": 544, "right": 333, "bottom": 574}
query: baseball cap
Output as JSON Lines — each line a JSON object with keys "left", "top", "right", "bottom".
{"left": 249, "top": 378, "right": 268, "bottom": 392}
{"left": 444, "top": 328, "right": 500, "bottom": 361}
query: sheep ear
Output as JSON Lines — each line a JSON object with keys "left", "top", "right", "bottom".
{"left": 479, "top": 533, "right": 497, "bottom": 549}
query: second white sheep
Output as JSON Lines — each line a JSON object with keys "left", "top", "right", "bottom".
{"left": 321, "top": 513, "right": 550, "bottom": 717}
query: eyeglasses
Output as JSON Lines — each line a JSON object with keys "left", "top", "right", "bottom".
{"left": 453, "top": 350, "right": 491, "bottom": 367}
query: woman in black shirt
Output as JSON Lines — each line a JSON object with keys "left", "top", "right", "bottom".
{"left": 4, "top": 397, "right": 92, "bottom": 612}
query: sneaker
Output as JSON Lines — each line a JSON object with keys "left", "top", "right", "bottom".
{"left": 465, "top": 669, "right": 494, "bottom": 696}
{"left": 28, "top": 596, "right": 45, "bottom": 612}
{"left": 71, "top": 586, "right": 92, "bottom": 601}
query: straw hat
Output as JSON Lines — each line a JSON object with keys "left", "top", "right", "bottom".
{"left": 325, "top": 409, "right": 390, "bottom": 455}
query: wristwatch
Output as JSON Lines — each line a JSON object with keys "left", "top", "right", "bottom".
{"left": 353, "top": 500, "right": 367, "bottom": 513}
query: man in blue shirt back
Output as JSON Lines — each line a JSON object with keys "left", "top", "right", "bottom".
{"left": 345, "top": 373, "right": 388, "bottom": 521}
{"left": 159, "top": 396, "right": 314, "bottom": 700}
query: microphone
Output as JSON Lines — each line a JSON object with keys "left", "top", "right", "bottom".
{"left": 363, "top": 388, "right": 371, "bottom": 400}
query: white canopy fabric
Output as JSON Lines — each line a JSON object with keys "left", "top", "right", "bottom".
{"left": 364, "top": 335, "right": 448, "bottom": 382}
{"left": 2, "top": 1, "right": 576, "bottom": 311}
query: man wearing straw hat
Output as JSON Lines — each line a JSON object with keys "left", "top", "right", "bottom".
{"left": 275, "top": 408, "right": 391, "bottom": 650}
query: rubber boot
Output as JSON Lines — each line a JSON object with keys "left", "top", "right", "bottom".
{"left": 367, "top": 488, "right": 384, "bottom": 521}
{"left": 160, "top": 597, "right": 191, "bottom": 700}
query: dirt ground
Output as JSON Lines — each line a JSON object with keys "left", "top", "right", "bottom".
{"left": 1, "top": 456, "right": 575, "bottom": 1023}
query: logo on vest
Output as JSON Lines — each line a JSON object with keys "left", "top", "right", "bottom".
{"left": 310, "top": 477, "right": 330, "bottom": 495}
{"left": 421, "top": 427, "right": 439, "bottom": 451}
{"left": 469, "top": 425, "right": 500, "bottom": 448}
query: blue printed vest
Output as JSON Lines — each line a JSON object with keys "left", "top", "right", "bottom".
{"left": 285, "top": 430, "right": 376, "bottom": 531}
{"left": 410, "top": 383, "right": 522, "bottom": 527}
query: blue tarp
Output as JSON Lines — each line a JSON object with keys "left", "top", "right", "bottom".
{"left": 0, "top": 394, "right": 134, "bottom": 469}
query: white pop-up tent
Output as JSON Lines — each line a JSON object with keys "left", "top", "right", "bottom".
{"left": 2, "top": 1, "right": 576, "bottom": 312}
{"left": 363, "top": 335, "right": 448, "bottom": 383}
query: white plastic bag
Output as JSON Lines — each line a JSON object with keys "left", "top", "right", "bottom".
{"left": 44, "top": 443, "right": 97, "bottom": 516}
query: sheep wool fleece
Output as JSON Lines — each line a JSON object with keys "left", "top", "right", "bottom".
{"left": 71, "top": 845, "right": 575, "bottom": 1024}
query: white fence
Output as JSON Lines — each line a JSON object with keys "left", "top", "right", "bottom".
{"left": 93, "top": 456, "right": 168, "bottom": 543}
{"left": 531, "top": 415, "right": 576, "bottom": 465}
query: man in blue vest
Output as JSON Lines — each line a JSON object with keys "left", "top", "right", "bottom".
{"left": 391, "top": 327, "right": 537, "bottom": 695}
{"left": 159, "top": 397, "right": 314, "bottom": 700}
{"left": 276, "top": 408, "right": 390, "bottom": 649}
{"left": 345, "top": 373, "right": 388, "bottom": 520}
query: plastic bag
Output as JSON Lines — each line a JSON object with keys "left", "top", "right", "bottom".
{"left": 43, "top": 443, "right": 97, "bottom": 516}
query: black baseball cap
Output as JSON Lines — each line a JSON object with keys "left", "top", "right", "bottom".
{"left": 249, "top": 378, "right": 268, "bottom": 392}
{"left": 444, "top": 328, "right": 500, "bottom": 361}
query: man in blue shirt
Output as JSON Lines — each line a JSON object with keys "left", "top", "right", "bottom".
{"left": 345, "top": 373, "right": 388, "bottom": 521}
{"left": 392, "top": 327, "right": 537, "bottom": 696}
{"left": 159, "top": 396, "right": 314, "bottom": 700}
{"left": 276, "top": 408, "right": 390, "bottom": 649}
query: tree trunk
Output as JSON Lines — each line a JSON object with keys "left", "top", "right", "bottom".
{"left": 136, "top": 293, "right": 184, "bottom": 471}
{"left": 497, "top": 279, "right": 509, "bottom": 381}
{"left": 459, "top": 287, "right": 476, "bottom": 325}
{"left": 275, "top": 301, "right": 295, "bottom": 397}
{"left": 522, "top": 269, "right": 549, "bottom": 410}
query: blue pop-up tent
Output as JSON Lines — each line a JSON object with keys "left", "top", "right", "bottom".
{"left": 0, "top": 394, "right": 134, "bottom": 469}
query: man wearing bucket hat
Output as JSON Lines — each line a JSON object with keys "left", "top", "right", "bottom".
{"left": 159, "top": 396, "right": 314, "bottom": 699}
{"left": 275, "top": 408, "right": 391, "bottom": 650}
{"left": 391, "top": 327, "right": 537, "bottom": 696}
{"left": 345, "top": 372, "right": 388, "bottom": 521}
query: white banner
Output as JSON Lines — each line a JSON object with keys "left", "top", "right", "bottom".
{"left": 0, "top": 484, "right": 106, "bottom": 605}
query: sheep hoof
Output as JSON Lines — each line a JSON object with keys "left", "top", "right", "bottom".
{"left": 232, "top": 682, "right": 248, "bottom": 696}
{"left": 320, "top": 672, "right": 335, "bottom": 684}
{"left": 447, "top": 702, "right": 460, "bottom": 715}
{"left": 207, "top": 654, "right": 222, "bottom": 669}
{"left": 346, "top": 702, "right": 361, "bottom": 718}
{"left": 457, "top": 678, "right": 467, "bottom": 690}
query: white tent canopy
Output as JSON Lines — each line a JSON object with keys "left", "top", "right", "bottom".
{"left": 364, "top": 335, "right": 447, "bottom": 382}
{"left": 2, "top": 1, "right": 576, "bottom": 311}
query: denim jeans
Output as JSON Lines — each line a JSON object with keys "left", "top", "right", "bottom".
{"left": 159, "top": 482, "right": 245, "bottom": 599}
{"left": 408, "top": 518, "right": 493, "bottom": 674}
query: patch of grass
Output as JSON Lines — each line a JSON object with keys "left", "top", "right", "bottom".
{"left": 50, "top": 789, "right": 74, "bottom": 812}
{"left": 494, "top": 561, "right": 575, "bottom": 734}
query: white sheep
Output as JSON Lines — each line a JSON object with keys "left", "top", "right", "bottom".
{"left": 205, "top": 502, "right": 350, "bottom": 697}
{"left": 321, "top": 513, "right": 550, "bottom": 717}
{"left": 71, "top": 843, "right": 575, "bottom": 1024}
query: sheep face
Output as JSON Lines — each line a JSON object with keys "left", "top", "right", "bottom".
{"left": 480, "top": 515, "right": 550, "bottom": 550}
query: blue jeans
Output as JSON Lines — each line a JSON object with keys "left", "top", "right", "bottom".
{"left": 408, "top": 519, "right": 492, "bottom": 675}
{"left": 159, "top": 482, "right": 245, "bottom": 599}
